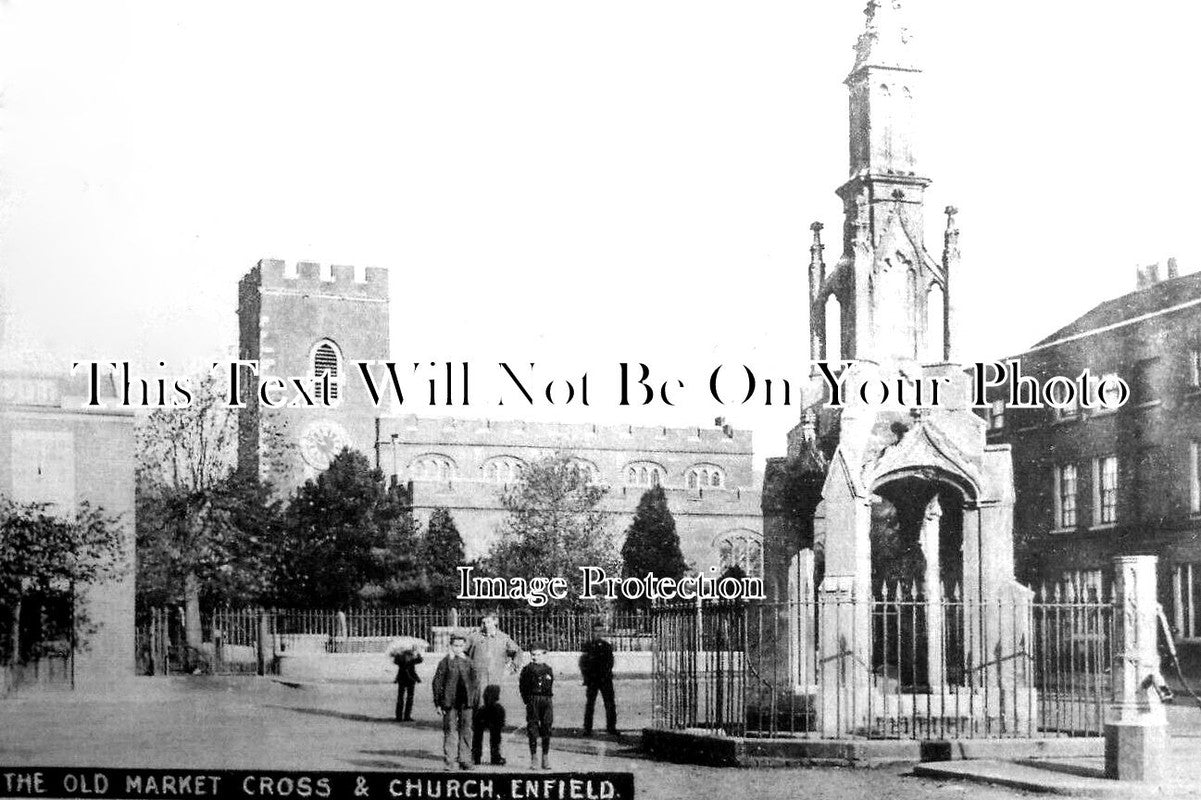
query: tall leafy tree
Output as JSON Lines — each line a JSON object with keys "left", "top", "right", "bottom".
{"left": 621, "top": 486, "right": 687, "bottom": 598}
{"left": 0, "top": 496, "right": 124, "bottom": 666}
{"left": 422, "top": 507, "right": 465, "bottom": 606}
{"left": 273, "top": 449, "right": 420, "bottom": 608}
{"left": 136, "top": 373, "right": 281, "bottom": 644}
{"left": 483, "top": 453, "right": 618, "bottom": 601}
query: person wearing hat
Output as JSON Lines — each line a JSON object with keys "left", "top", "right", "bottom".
{"left": 578, "top": 622, "right": 617, "bottom": 735}
{"left": 519, "top": 643, "right": 555, "bottom": 770}
{"left": 465, "top": 612, "right": 522, "bottom": 765}
{"left": 431, "top": 634, "right": 480, "bottom": 770}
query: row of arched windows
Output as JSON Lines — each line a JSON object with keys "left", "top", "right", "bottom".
{"left": 404, "top": 452, "right": 729, "bottom": 489}
{"left": 686, "top": 466, "right": 724, "bottom": 489}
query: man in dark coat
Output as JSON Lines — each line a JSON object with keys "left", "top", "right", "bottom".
{"left": 393, "top": 646, "right": 422, "bottom": 722}
{"left": 431, "top": 634, "right": 480, "bottom": 770}
{"left": 579, "top": 622, "right": 617, "bottom": 735}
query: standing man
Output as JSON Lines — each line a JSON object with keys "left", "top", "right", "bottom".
{"left": 431, "top": 634, "right": 479, "bottom": 771}
{"left": 393, "top": 645, "right": 422, "bottom": 722}
{"left": 579, "top": 622, "right": 617, "bottom": 735}
{"left": 466, "top": 612, "right": 522, "bottom": 765}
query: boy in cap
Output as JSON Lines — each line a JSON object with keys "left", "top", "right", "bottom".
{"left": 518, "top": 643, "right": 555, "bottom": 770}
{"left": 431, "top": 634, "right": 479, "bottom": 770}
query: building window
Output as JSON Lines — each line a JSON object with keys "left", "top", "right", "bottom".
{"left": 482, "top": 456, "right": 524, "bottom": 484}
{"left": 989, "top": 399, "right": 1006, "bottom": 431}
{"left": 1095, "top": 372, "right": 1123, "bottom": 410}
{"left": 716, "top": 531, "right": 762, "bottom": 578}
{"left": 1132, "top": 357, "right": 1158, "bottom": 405}
{"left": 1093, "top": 455, "right": 1118, "bottom": 525}
{"left": 410, "top": 454, "right": 457, "bottom": 482}
{"left": 1186, "top": 348, "right": 1201, "bottom": 386}
{"left": 566, "top": 459, "right": 599, "bottom": 485}
{"left": 1190, "top": 441, "right": 1200, "bottom": 515}
{"left": 686, "top": 465, "right": 725, "bottom": 490}
{"left": 1053, "top": 463, "right": 1077, "bottom": 529}
{"left": 625, "top": 462, "right": 664, "bottom": 488}
{"left": 1173, "top": 562, "right": 1201, "bottom": 639}
{"left": 311, "top": 340, "right": 342, "bottom": 403}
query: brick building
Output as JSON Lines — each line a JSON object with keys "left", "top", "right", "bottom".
{"left": 0, "top": 366, "right": 136, "bottom": 691}
{"left": 237, "top": 260, "right": 764, "bottom": 575}
{"left": 983, "top": 261, "right": 1201, "bottom": 636}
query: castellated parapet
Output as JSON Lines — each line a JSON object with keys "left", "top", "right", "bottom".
{"left": 237, "top": 258, "right": 390, "bottom": 489}
{"left": 250, "top": 258, "right": 389, "bottom": 300}
{"left": 378, "top": 415, "right": 753, "bottom": 455}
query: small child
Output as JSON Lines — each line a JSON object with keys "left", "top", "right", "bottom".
{"left": 518, "top": 643, "right": 554, "bottom": 770}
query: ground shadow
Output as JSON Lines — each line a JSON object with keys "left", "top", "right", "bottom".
{"left": 267, "top": 705, "right": 442, "bottom": 731}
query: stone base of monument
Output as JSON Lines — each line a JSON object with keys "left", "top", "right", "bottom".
{"left": 1104, "top": 719, "right": 1167, "bottom": 782}
{"left": 641, "top": 726, "right": 1101, "bottom": 769}
{"left": 814, "top": 687, "right": 1039, "bottom": 738}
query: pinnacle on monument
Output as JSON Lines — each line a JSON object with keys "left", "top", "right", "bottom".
{"left": 852, "top": 0, "right": 918, "bottom": 74}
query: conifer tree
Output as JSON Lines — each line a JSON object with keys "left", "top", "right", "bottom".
{"left": 422, "top": 507, "right": 465, "bottom": 606}
{"left": 620, "top": 486, "right": 686, "bottom": 607}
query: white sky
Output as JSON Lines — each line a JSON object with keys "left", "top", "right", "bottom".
{"left": 2, "top": 1, "right": 1200, "bottom": 470}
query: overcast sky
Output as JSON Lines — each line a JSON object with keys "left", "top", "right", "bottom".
{"left": 2, "top": 1, "right": 1199, "bottom": 468}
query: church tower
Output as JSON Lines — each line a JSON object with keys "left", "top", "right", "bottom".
{"left": 808, "top": 0, "right": 958, "bottom": 367}
{"left": 237, "top": 260, "right": 389, "bottom": 490}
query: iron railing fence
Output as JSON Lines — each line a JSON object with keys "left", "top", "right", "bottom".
{"left": 651, "top": 588, "right": 1113, "bottom": 740}
{"left": 140, "top": 605, "right": 655, "bottom": 676}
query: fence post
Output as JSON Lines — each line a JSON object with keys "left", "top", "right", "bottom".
{"left": 257, "top": 611, "right": 270, "bottom": 676}
{"left": 1105, "top": 555, "right": 1166, "bottom": 782}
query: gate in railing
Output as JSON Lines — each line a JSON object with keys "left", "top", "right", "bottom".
{"left": 651, "top": 586, "right": 1112, "bottom": 740}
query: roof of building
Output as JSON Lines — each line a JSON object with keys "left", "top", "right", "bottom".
{"left": 1031, "top": 269, "right": 1201, "bottom": 349}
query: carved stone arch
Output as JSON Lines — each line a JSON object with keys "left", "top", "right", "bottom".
{"left": 711, "top": 528, "right": 764, "bottom": 577}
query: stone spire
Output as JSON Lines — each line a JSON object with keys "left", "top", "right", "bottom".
{"left": 808, "top": 0, "right": 951, "bottom": 366}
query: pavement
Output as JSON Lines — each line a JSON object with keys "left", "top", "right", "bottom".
{"left": 2, "top": 677, "right": 1201, "bottom": 799}
{"left": 913, "top": 703, "right": 1201, "bottom": 798}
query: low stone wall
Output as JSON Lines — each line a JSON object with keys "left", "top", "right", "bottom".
{"left": 277, "top": 650, "right": 652, "bottom": 684}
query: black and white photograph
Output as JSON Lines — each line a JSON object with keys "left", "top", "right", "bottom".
{"left": 2, "top": 1, "right": 1201, "bottom": 798}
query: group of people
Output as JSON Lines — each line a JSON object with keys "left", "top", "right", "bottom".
{"left": 392, "top": 613, "right": 619, "bottom": 771}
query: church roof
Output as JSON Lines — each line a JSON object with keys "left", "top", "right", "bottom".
{"left": 1032, "top": 269, "right": 1201, "bottom": 348}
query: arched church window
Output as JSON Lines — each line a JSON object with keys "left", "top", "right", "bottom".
{"left": 311, "top": 339, "right": 342, "bottom": 403}
{"left": 714, "top": 531, "right": 763, "bottom": 578}
{"left": 482, "top": 456, "right": 526, "bottom": 484}
{"left": 686, "top": 464, "right": 725, "bottom": 490}
{"left": 566, "top": 458, "right": 600, "bottom": 485}
{"left": 629, "top": 461, "right": 667, "bottom": 485}
{"left": 410, "top": 454, "right": 457, "bottom": 482}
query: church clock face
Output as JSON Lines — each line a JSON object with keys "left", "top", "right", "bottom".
{"left": 299, "top": 419, "right": 350, "bottom": 471}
